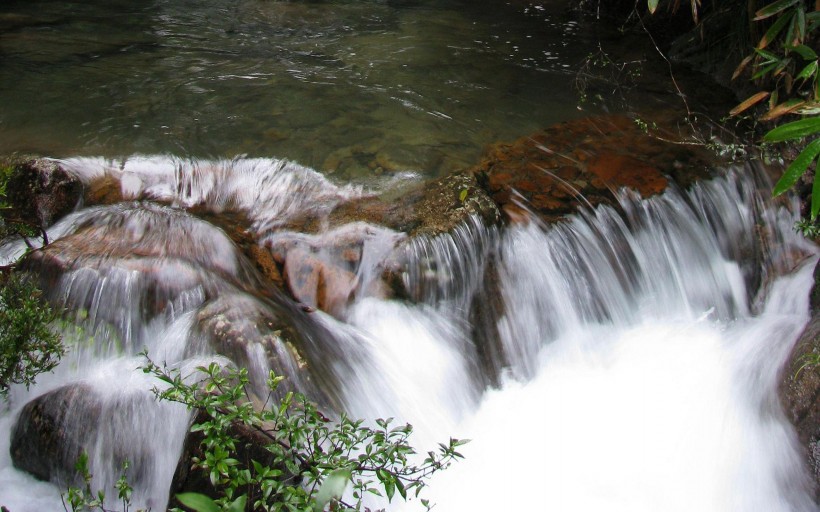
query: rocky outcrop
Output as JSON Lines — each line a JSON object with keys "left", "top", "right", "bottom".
{"left": 190, "top": 292, "right": 337, "bottom": 408}
{"left": 780, "top": 261, "right": 820, "bottom": 500}
{"left": 244, "top": 172, "right": 501, "bottom": 316}
{"left": 1, "top": 157, "right": 82, "bottom": 236}
{"left": 470, "top": 114, "right": 718, "bottom": 223}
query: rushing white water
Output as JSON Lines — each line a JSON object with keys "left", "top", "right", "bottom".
{"left": 0, "top": 161, "right": 817, "bottom": 511}
{"left": 343, "top": 168, "right": 820, "bottom": 511}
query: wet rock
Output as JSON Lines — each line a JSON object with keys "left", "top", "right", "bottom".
{"left": 84, "top": 174, "right": 124, "bottom": 206}
{"left": 780, "top": 260, "right": 820, "bottom": 500}
{"left": 2, "top": 158, "right": 82, "bottom": 230}
{"left": 470, "top": 114, "right": 717, "bottom": 223}
{"left": 262, "top": 224, "right": 403, "bottom": 317}
{"left": 283, "top": 171, "right": 501, "bottom": 238}
{"left": 193, "top": 294, "right": 309, "bottom": 389}
{"left": 191, "top": 290, "right": 346, "bottom": 410}
{"left": 280, "top": 246, "right": 357, "bottom": 316}
{"left": 9, "top": 382, "right": 165, "bottom": 498}
{"left": 21, "top": 202, "right": 273, "bottom": 350}
{"left": 254, "top": 172, "right": 502, "bottom": 310}
{"left": 10, "top": 384, "right": 100, "bottom": 485}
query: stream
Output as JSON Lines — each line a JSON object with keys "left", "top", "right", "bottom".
{"left": 0, "top": 1, "right": 818, "bottom": 511}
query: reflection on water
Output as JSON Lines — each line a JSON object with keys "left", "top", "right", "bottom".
{"left": 0, "top": 0, "right": 597, "bottom": 177}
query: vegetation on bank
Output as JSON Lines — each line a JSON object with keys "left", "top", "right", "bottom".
{"left": 639, "top": 0, "right": 819, "bottom": 221}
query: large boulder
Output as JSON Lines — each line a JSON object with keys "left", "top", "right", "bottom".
{"left": 780, "top": 261, "right": 820, "bottom": 501}
{"left": 10, "top": 383, "right": 99, "bottom": 485}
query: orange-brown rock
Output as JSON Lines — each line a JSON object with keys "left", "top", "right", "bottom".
{"left": 280, "top": 247, "right": 357, "bottom": 317}
{"left": 471, "top": 113, "right": 719, "bottom": 223}
{"left": 586, "top": 153, "right": 668, "bottom": 196}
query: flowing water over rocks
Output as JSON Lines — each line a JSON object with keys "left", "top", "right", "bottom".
{"left": 0, "top": 140, "right": 818, "bottom": 510}
{"left": 1, "top": 0, "right": 819, "bottom": 510}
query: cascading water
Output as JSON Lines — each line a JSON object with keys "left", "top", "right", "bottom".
{"left": 0, "top": 157, "right": 817, "bottom": 512}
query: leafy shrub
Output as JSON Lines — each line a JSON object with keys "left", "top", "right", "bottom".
{"left": 139, "top": 358, "right": 466, "bottom": 512}
{"left": 0, "top": 272, "right": 63, "bottom": 396}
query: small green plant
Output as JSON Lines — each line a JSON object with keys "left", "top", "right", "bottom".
{"left": 142, "top": 358, "right": 466, "bottom": 512}
{"left": 0, "top": 272, "right": 63, "bottom": 397}
{"left": 795, "top": 347, "right": 820, "bottom": 378}
{"left": 794, "top": 216, "right": 820, "bottom": 237}
{"left": 62, "top": 454, "right": 144, "bottom": 512}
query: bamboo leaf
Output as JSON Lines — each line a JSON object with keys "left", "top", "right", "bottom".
{"left": 730, "top": 91, "right": 770, "bottom": 116}
{"left": 754, "top": 48, "right": 780, "bottom": 63}
{"left": 795, "top": 5, "right": 806, "bottom": 43}
{"left": 732, "top": 54, "right": 755, "bottom": 80}
{"left": 752, "top": 62, "right": 779, "bottom": 80}
{"left": 764, "top": 117, "right": 820, "bottom": 142}
{"left": 772, "top": 139, "right": 820, "bottom": 196}
{"left": 808, "top": 11, "right": 820, "bottom": 32}
{"left": 788, "top": 45, "right": 818, "bottom": 62}
{"left": 796, "top": 61, "right": 818, "bottom": 81}
{"left": 813, "top": 158, "right": 820, "bottom": 219}
{"left": 761, "top": 99, "right": 806, "bottom": 120}
{"left": 797, "top": 103, "right": 820, "bottom": 115}
{"left": 772, "top": 56, "right": 792, "bottom": 77}
{"left": 227, "top": 495, "right": 248, "bottom": 512}
{"left": 758, "top": 11, "right": 793, "bottom": 48}
{"left": 754, "top": 0, "right": 799, "bottom": 21}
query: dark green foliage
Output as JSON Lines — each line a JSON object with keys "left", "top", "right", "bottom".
{"left": 0, "top": 163, "right": 43, "bottom": 247}
{"left": 0, "top": 272, "right": 63, "bottom": 396}
{"left": 141, "top": 359, "right": 466, "bottom": 512}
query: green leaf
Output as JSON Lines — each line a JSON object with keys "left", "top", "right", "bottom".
{"left": 773, "top": 138, "right": 820, "bottom": 196}
{"left": 647, "top": 0, "right": 659, "bottom": 14}
{"left": 754, "top": 0, "right": 799, "bottom": 21}
{"left": 812, "top": 162, "right": 820, "bottom": 219}
{"left": 788, "top": 44, "right": 819, "bottom": 61}
{"left": 795, "top": 5, "right": 806, "bottom": 42}
{"left": 809, "top": 11, "right": 820, "bottom": 32}
{"left": 796, "top": 61, "right": 819, "bottom": 81}
{"left": 176, "top": 493, "right": 221, "bottom": 512}
{"left": 384, "top": 478, "right": 396, "bottom": 502}
{"left": 227, "top": 495, "right": 248, "bottom": 512}
{"left": 754, "top": 48, "right": 780, "bottom": 63}
{"left": 312, "top": 468, "right": 351, "bottom": 512}
{"left": 764, "top": 117, "right": 820, "bottom": 142}
{"left": 758, "top": 11, "right": 793, "bottom": 49}
{"left": 459, "top": 188, "right": 468, "bottom": 202}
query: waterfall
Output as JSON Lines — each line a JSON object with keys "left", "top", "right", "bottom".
{"left": 0, "top": 159, "right": 817, "bottom": 511}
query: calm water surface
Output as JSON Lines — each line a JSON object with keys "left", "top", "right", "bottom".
{"left": 0, "top": 0, "right": 611, "bottom": 178}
